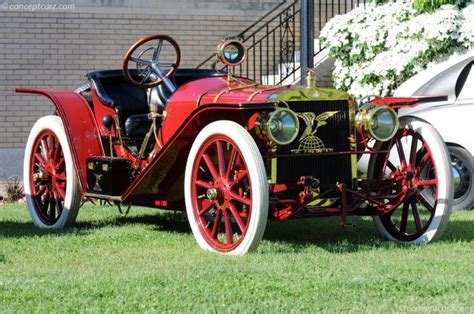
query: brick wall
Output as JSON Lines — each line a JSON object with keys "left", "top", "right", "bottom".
{"left": 0, "top": 0, "right": 281, "bottom": 192}
{"left": 0, "top": 0, "right": 360, "bottom": 189}
{"left": 0, "top": 0, "right": 359, "bottom": 149}
{"left": 0, "top": 3, "right": 282, "bottom": 150}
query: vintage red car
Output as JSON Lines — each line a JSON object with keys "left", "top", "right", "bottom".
{"left": 18, "top": 34, "right": 453, "bottom": 255}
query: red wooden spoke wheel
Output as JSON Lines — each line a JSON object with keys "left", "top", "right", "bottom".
{"left": 185, "top": 121, "right": 268, "bottom": 255}
{"left": 192, "top": 136, "right": 252, "bottom": 250}
{"left": 24, "top": 116, "right": 81, "bottom": 228}
{"left": 29, "top": 130, "right": 67, "bottom": 224}
{"left": 369, "top": 117, "right": 453, "bottom": 244}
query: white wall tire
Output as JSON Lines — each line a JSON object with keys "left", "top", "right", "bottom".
{"left": 184, "top": 120, "right": 268, "bottom": 255}
{"left": 368, "top": 116, "right": 453, "bottom": 244}
{"left": 24, "top": 116, "right": 81, "bottom": 229}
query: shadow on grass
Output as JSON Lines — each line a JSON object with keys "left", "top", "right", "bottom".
{"left": 92, "top": 212, "right": 474, "bottom": 253}
{"left": 108, "top": 213, "right": 473, "bottom": 253}
{"left": 0, "top": 211, "right": 190, "bottom": 239}
{"left": 263, "top": 217, "right": 380, "bottom": 253}
{"left": 263, "top": 216, "right": 474, "bottom": 253}
{"left": 76, "top": 212, "right": 191, "bottom": 234}
{"left": 2, "top": 209, "right": 471, "bottom": 254}
{"left": 0, "top": 220, "right": 91, "bottom": 238}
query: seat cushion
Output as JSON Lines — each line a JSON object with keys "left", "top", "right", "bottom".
{"left": 125, "top": 114, "right": 153, "bottom": 138}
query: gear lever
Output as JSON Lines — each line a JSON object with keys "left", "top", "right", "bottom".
{"left": 102, "top": 115, "right": 114, "bottom": 157}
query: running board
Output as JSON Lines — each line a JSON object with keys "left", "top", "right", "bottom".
{"left": 85, "top": 192, "right": 122, "bottom": 202}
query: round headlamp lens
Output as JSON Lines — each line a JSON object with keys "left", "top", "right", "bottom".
{"left": 267, "top": 109, "right": 299, "bottom": 145}
{"left": 369, "top": 107, "right": 398, "bottom": 141}
{"left": 217, "top": 40, "right": 247, "bottom": 66}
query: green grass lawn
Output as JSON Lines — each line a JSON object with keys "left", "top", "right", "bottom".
{"left": 1, "top": 203, "right": 473, "bottom": 312}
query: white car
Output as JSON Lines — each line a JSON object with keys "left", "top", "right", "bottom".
{"left": 367, "top": 53, "right": 474, "bottom": 210}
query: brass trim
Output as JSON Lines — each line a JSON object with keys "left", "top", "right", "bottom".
{"left": 246, "top": 85, "right": 291, "bottom": 102}
{"left": 306, "top": 68, "right": 316, "bottom": 89}
{"left": 196, "top": 91, "right": 209, "bottom": 108}
{"left": 271, "top": 158, "right": 277, "bottom": 184}
{"left": 348, "top": 96, "right": 358, "bottom": 182}
{"left": 213, "top": 83, "right": 258, "bottom": 103}
{"left": 290, "top": 111, "right": 338, "bottom": 154}
{"left": 113, "top": 114, "right": 125, "bottom": 157}
{"left": 351, "top": 154, "right": 358, "bottom": 179}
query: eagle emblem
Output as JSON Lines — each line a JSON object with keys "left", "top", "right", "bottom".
{"left": 93, "top": 173, "right": 103, "bottom": 192}
{"left": 291, "top": 111, "right": 339, "bottom": 154}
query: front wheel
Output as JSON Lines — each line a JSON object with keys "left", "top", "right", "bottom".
{"left": 368, "top": 116, "right": 453, "bottom": 244}
{"left": 24, "top": 116, "right": 81, "bottom": 229}
{"left": 184, "top": 121, "right": 268, "bottom": 255}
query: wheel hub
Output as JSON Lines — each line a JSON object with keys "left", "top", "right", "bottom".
{"left": 209, "top": 177, "right": 234, "bottom": 205}
{"left": 452, "top": 166, "right": 462, "bottom": 191}
{"left": 451, "top": 158, "right": 469, "bottom": 197}
{"left": 206, "top": 188, "right": 218, "bottom": 201}
{"left": 33, "top": 170, "right": 50, "bottom": 184}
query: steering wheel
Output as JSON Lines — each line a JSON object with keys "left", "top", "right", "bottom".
{"left": 122, "top": 34, "right": 181, "bottom": 90}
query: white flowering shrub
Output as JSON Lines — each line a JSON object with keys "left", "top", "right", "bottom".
{"left": 320, "top": 1, "right": 474, "bottom": 98}
{"left": 459, "top": 5, "right": 474, "bottom": 48}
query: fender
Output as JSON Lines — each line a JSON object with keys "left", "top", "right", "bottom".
{"left": 122, "top": 102, "right": 275, "bottom": 204}
{"left": 16, "top": 88, "right": 104, "bottom": 193}
{"left": 369, "top": 95, "right": 448, "bottom": 108}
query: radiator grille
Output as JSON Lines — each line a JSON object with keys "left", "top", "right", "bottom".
{"left": 274, "top": 100, "right": 352, "bottom": 189}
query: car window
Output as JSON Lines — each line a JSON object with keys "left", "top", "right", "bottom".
{"left": 457, "top": 63, "right": 474, "bottom": 100}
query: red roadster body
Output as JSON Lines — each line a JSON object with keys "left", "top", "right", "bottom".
{"left": 18, "top": 34, "right": 454, "bottom": 255}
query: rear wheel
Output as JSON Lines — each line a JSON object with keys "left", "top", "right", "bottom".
{"left": 447, "top": 146, "right": 474, "bottom": 210}
{"left": 368, "top": 117, "right": 453, "bottom": 244}
{"left": 24, "top": 116, "right": 81, "bottom": 228}
{"left": 185, "top": 121, "right": 268, "bottom": 255}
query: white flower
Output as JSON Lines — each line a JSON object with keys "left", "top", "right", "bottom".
{"left": 459, "top": 5, "right": 474, "bottom": 48}
{"left": 320, "top": 0, "right": 470, "bottom": 99}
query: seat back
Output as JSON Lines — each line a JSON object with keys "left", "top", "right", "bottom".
{"left": 87, "top": 70, "right": 148, "bottom": 119}
{"left": 87, "top": 68, "right": 223, "bottom": 123}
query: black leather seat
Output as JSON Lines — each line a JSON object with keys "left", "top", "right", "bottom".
{"left": 87, "top": 70, "right": 150, "bottom": 137}
{"left": 87, "top": 69, "right": 222, "bottom": 138}
{"left": 124, "top": 114, "right": 153, "bottom": 138}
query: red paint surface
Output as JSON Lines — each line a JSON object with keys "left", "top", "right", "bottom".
{"left": 121, "top": 103, "right": 275, "bottom": 203}
{"left": 161, "top": 76, "right": 293, "bottom": 142}
{"left": 91, "top": 89, "right": 117, "bottom": 137}
{"left": 16, "top": 88, "right": 104, "bottom": 193}
{"left": 369, "top": 95, "right": 448, "bottom": 108}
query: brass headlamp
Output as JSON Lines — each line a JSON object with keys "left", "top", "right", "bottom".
{"left": 256, "top": 108, "right": 300, "bottom": 145}
{"left": 356, "top": 104, "right": 399, "bottom": 142}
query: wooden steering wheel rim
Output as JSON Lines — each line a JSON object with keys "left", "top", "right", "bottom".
{"left": 122, "top": 34, "right": 181, "bottom": 88}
